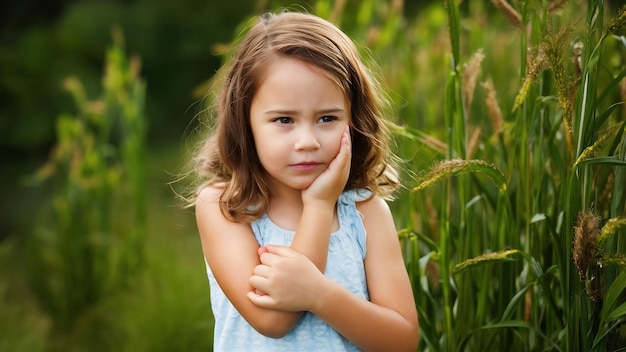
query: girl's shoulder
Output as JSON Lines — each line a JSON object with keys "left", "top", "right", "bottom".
{"left": 353, "top": 190, "right": 392, "bottom": 219}
{"left": 196, "top": 182, "right": 226, "bottom": 202}
{"left": 195, "top": 183, "right": 228, "bottom": 219}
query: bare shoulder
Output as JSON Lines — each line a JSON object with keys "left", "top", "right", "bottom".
{"left": 354, "top": 194, "right": 398, "bottom": 246}
{"left": 355, "top": 194, "right": 393, "bottom": 222}
{"left": 195, "top": 184, "right": 227, "bottom": 217}
{"left": 195, "top": 183, "right": 257, "bottom": 258}
{"left": 195, "top": 182, "right": 258, "bottom": 261}
{"left": 196, "top": 183, "right": 225, "bottom": 204}
{"left": 195, "top": 183, "right": 244, "bottom": 240}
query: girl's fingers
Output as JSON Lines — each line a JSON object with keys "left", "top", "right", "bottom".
{"left": 333, "top": 126, "right": 351, "bottom": 167}
{"left": 247, "top": 290, "right": 276, "bottom": 308}
{"left": 257, "top": 246, "right": 268, "bottom": 256}
{"left": 252, "top": 263, "right": 271, "bottom": 277}
{"left": 249, "top": 274, "right": 268, "bottom": 292}
{"left": 260, "top": 245, "right": 298, "bottom": 258}
{"left": 343, "top": 125, "right": 351, "bottom": 152}
{"left": 336, "top": 128, "right": 351, "bottom": 173}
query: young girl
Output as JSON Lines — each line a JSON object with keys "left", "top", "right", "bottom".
{"left": 191, "top": 10, "right": 418, "bottom": 352}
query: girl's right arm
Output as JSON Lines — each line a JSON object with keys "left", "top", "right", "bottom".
{"left": 195, "top": 186, "right": 302, "bottom": 338}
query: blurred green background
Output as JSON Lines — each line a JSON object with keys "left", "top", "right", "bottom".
{"left": 1, "top": 0, "right": 260, "bottom": 239}
{"left": 1, "top": 1, "right": 435, "bottom": 350}
{"left": 3, "top": 0, "right": 626, "bottom": 351}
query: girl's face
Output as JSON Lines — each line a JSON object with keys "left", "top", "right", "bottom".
{"left": 250, "top": 57, "right": 350, "bottom": 194}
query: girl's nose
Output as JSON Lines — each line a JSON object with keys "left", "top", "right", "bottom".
{"left": 294, "top": 127, "right": 321, "bottom": 150}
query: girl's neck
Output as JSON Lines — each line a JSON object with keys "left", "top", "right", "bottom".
{"left": 266, "top": 188, "right": 304, "bottom": 231}
{"left": 266, "top": 187, "right": 339, "bottom": 232}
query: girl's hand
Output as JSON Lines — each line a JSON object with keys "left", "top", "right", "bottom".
{"left": 302, "top": 125, "right": 351, "bottom": 207}
{"left": 248, "top": 245, "right": 328, "bottom": 312}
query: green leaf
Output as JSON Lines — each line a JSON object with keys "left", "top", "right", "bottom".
{"left": 606, "top": 301, "right": 626, "bottom": 322}
{"left": 500, "top": 283, "right": 532, "bottom": 322}
{"left": 575, "top": 156, "right": 626, "bottom": 167}
{"left": 601, "top": 270, "right": 626, "bottom": 322}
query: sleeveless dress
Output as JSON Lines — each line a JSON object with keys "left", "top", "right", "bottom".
{"left": 205, "top": 189, "right": 372, "bottom": 352}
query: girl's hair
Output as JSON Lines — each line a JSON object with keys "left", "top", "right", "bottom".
{"left": 191, "top": 10, "right": 399, "bottom": 222}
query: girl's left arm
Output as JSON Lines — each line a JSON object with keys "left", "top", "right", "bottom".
{"left": 248, "top": 195, "right": 419, "bottom": 351}
{"left": 319, "top": 195, "right": 419, "bottom": 351}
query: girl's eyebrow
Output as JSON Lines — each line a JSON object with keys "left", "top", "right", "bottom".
{"left": 263, "top": 107, "right": 346, "bottom": 115}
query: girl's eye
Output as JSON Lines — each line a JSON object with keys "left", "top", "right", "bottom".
{"left": 319, "top": 115, "right": 336, "bottom": 123}
{"left": 274, "top": 117, "right": 292, "bottom": 124}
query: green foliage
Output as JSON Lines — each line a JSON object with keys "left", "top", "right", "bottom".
{"left": 6, "top": 33, "right": 217, "bottom": 350}
{"left": 28, "top": 31, "right": 148, "bottom": 335}
{"left": 385, "top": 0, "right": 626, "bottom": 351}
{"left": 4, "top": 0, "right": 626, "bottom": 351}
{"left": 0, "top": 0, "right": 258, "bottom": 150}
{"left": 117, "top": 243, "right": 214, "bottom": 352}
{"left": 0, "top": 242, "right": 46, "bottom": 352}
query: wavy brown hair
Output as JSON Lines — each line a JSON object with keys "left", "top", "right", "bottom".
{"left": 191, "top": 11, "right": 399, "bottom": 222}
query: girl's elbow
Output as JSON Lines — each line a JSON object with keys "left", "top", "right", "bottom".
{"left": 373, "top": 323, "right": 419, "bottom": 352}
{"left": 408, "top": 333, "right": 419, "bottom": 351}
{"left": 397, "top": 318, "right": 419, "bottom": 351}
{"left": 254, "top": 325, "right": 290, "bottom": 339}
{"left": 250, "top": 317, "right": 295, "bottom": 339}
{"left": 393, "top": 332, "right": 419, "bottom": 352}
{"left": 409, "top": 319, "right": 420, "bottom": 351}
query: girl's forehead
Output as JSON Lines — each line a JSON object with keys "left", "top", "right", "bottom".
{"left": 254, "top": 57, "right": 347, "bottom": 98}
{"left": 255, "top": 55, "right": 348, "bottom": 93}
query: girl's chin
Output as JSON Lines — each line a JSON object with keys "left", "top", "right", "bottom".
{"left": 267, "top": 173, "right": 321, "bottom": 192}
{"left": 291, "top": 179, "right": 318, "bottom": 192}
{"left": 292, "top": 181, "right": 315, "bottom": 191}
{"left": 268, "top": 179, "right": 315, "bottom": 192}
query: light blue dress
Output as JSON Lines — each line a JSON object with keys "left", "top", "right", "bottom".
{"left": 206, "top": 189, "right": 372, "bottom": 352}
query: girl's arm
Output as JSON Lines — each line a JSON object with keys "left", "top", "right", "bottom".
{"left": 196, "top": 187, "right": 302, "bottom": 338}
{"left": 197, "top": 127, "right": 352, "bottom": 338}
{"left": 248, "top": 195, "right": 419, "bottom": 351}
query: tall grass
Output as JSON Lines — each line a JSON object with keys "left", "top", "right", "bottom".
{"left": 385, "top": 0, "right": 626, "bottom": 351}
{"left": 28, "top": 28, "right": 147, "bottom": 340}
{"left": 3, "top": 1, "right": 625, "bottom": 351}
{"left": 15, "top": 28, "right": 216, "bottom": 352}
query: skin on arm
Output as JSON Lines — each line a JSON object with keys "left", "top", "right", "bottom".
{"left": 195, "top": 186, "right": 302, "bottom": 338}
{"left": 248, "top": 195, "right": 419, "bottom": 351}
{"left": 343, "top": 195, "right": 420, "bottom": 350}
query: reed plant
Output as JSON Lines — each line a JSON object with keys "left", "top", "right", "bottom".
{"left": 28, "top": 27, "right": 147, "bottom": 341}
{"left": 385, "top": 0, "right": 626, "bottom": 351}
{"left": 12, "top": 26, "right": 214, "bottom": 352}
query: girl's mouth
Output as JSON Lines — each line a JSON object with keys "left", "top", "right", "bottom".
{"left": 291, "top": 162, "right": 321, "bottom": 171}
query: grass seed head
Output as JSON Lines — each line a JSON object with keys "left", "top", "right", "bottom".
{"left": 482, "top": 77, "right": 504, "bottom": 135}
{"left": 462, "top": 49, "right": 485, "bottom": 114}
{"left": 573, "top": 210, "right": 601, "bottom": 281}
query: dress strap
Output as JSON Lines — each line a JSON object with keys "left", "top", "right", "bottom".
{"left": 338, "top": 188, "right": 372, "bottom": 205}
{"left": 336, "top": 189, "right": 371, "bottom": 259}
